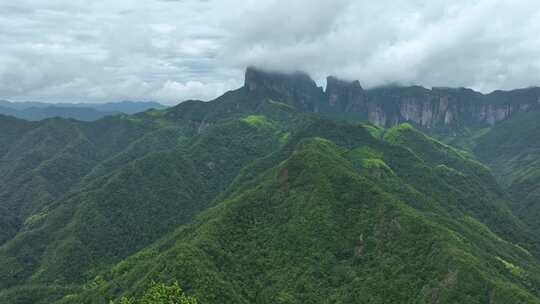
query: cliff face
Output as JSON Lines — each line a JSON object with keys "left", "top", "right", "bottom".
{"left": 362, "top": 87, "right": 540, "bottom": 129}
{"left": 244, "top": 67, "right": 326, "bottom": 112}
{"left": 324, "top": 76, "right": 366, "bottom": 113}
{"left": 244, "top": 68, "right": 540, "bottom": 130}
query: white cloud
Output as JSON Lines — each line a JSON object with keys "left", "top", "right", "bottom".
{"left": 150, "top": 23, "right": 176, "bottom": 34}
{"left": 226, "top": 0, "right": 540, "bottom": 92}
{"left": 176, "top": 39, "right": 219, "bottom": 57}
{"left": 155, "top": 78, "right": 241, "bottom": 104}
{"left": 1, "top": 0, "right": 540, "bottom": 104}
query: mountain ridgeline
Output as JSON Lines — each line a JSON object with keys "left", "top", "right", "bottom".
{"left": 245, "top": 67, "right": 540, "bottom": 130}
{"left": 0, "top": 100, "right": 165, "bottom": 121}
{"left": 2, "top": 67, "right": 540, "bottom": 303}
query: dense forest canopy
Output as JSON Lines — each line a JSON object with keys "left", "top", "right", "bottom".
{"left": 2, "top": 68, "right": 540, "bottom": 303}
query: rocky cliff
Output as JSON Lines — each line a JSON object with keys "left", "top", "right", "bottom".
{"left": 245, "top": 67, "right": 540, "bottom": 130}
{"left": 244, "top": 67, "right": 326, "bottom": 112}
{"left": 362, "top": 86, "right": 540, "bottom": 129}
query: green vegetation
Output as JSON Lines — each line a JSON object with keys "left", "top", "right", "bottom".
{"left": 113, "top": 282, "right": 197, "bottom": 304}
{"left": 497, "top": 257, "right": 525, "bottom": 278}
{"left": 1, "top": 81, "right": 540, "bottom": 303}
{"left": 447, "top": 109, "right": 540, "bottom": 244}
{"left": 241, "top": 115, "right": 274, "bottom": 127}
{"left": 54, "top": 121, "right": 540, "bottom": 303}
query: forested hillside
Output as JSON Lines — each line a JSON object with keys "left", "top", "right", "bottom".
{"left": 2, "top": 68, "right": 540, "bottom": 303}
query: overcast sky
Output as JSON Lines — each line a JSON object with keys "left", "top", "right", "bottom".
{"left": 1, "top": 0, "right": 540, "bottom": 104}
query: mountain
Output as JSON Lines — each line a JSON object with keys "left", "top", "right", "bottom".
{"left": 51, "top": 119, "right": 540, "bottom": 304}
{"left": 463, "top": 109, "right": 540, "bottom": 236}
{"left": 0, "top": 100, "right": 165, "bottom": 121}
{"left": 244, "top": 67, "right": 540, "bottom": 132}
{"left": 244, "top": 67, "right": 540, "bottom": 259}
{"left": 0, "top": 88, "right": 314, "bottom": 303}
{"left": 1, "top": 67, "right": 540, "bottom": 303}
{"left": 84, "top": 101, "right": 166, "bottom": 114}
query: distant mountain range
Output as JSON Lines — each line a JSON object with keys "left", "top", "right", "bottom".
{"left": 0, "top": 100, "right": 165, "bottom": 121}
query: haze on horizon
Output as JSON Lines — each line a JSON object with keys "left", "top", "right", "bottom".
{"left": 1, "top": 0, "right": 540, "bottom": 105}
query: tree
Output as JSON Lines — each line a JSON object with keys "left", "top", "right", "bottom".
{"left": 116, "top": 281, "right": 197, "bottom": 304}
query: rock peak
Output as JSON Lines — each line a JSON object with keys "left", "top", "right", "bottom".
{"left": 244, "top": 67, "right": 316, "bottom": 92}
{"left": 243, "top": 67, "right": 325, "bottom": 111}
{"left": 324, "top": 76, "right": 365, "bottom": 112}
{"left": 326, "top": 76, "right": 362, "bottom": 91}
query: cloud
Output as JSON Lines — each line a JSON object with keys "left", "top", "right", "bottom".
{"left": 224, "top": 0, "right": 540, "bottom": 92}
{"left": 1, "top": 0, "right": 540, "bottom": 104}
{"left": 0, "top": 0, "right": 236, "bottom": 104}
{"left": 155, "top": 78, "right": 240, "bottom": 102}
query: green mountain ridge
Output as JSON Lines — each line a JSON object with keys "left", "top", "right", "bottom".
{"left": 60, "top": 120, "right": 540, "bottom": 303}
{"left": 0, "top": 92, "right": 312, "bottom": 302}
{"left": 2, "top": 68, "right": 540, "bottom": 303}
{"left": 459, "top": 109, "right": 540, "bottom": 237}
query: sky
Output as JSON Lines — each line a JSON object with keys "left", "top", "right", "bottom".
{"left": 1, "top": 0, "right": 540, "bottom": 105}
